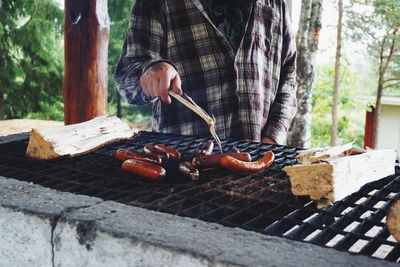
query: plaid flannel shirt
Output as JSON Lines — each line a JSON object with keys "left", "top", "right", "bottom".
{"left": 115, "top": 0, "right": 297, "bottom": 143}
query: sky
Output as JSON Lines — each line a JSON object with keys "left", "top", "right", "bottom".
{"left": 292, "top": 0, "right": 342, "bottom": 63}
{"left": 55, "top": 0, "right": 63, "bottom": 9}
{"left": 292, "top": 0, "right": 368, "bottom": 67}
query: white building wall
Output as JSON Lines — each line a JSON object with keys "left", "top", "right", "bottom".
{"left": 377, "top": 104, "right": 400, "bottom": 159}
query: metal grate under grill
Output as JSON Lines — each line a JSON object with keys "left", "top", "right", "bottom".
{"left": 0, "top": 131, "right": 399, "bottom": 262}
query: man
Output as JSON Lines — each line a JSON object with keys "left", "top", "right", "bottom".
{"left": 115, "top": 0, "right": 297, "bottom": 144}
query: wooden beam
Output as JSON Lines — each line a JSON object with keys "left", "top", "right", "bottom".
{"left": 63, "top": 0, "right": 110, "bottom": 125}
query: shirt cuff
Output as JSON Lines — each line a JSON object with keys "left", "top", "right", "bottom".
{"left": 140, "top": 89, "right": 156, "bottom": 103}
{"left": 141, "top": 59, "right": 178, "bottom": 75}
{"left": 262, "top": 121, "right": 288, "bottom": 145}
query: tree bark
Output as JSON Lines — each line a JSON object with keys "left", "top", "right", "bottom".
{"left": 287, "top": 0, "right": 293, "bottom": 17}
{"left": 373, "top": 78, "right": 384, "bottom": 148}
{"left": 372, "top": 29, "right": 398, "bottom": 148}
{"left": 63, "top": 0, "right": 110, "bottom": 125}
{"left": 287, "top": 0, "right": 323, "bottom": 148}
{"left": 331, "top": 0, "right": 343, "bottom": 146}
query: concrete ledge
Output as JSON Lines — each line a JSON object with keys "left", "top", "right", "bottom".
{"left": 0, "top": 206, "right": 53, "bottom": 267}
{"left": 0, "top": 176, "right": 397, "bottom": 267}
{"left": 0, "top": 133, "right": 397, "bottom": 266}
{"left": 0, "top": 176, "right": 102, "bottom": 218}
{"left": 0, "top": 177, "right": 102, "bottom": 267}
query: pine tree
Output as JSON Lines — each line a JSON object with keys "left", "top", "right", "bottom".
{"left": 0, "top": 0, "right": 64, "bottom": 120}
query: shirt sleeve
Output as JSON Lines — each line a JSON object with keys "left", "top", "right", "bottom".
{"left": 114, "top": 0, "right": 172, "bottom": 105}
{"left": 262, "top": 1, "right": 298, "bottom": 144}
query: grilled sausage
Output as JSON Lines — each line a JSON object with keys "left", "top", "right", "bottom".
{"left": 143, "top": 145, "right": 169, "bottom": 163}
{"left": 220, "top": 151, "right": 275, "bottom": 173}
{"left": 115, "top": 149, "right": 163, "bottom": 165}
{"left": 154, "top": 144, "right": 181, "bottom": 161}
{"left": 178, "top": 162, "right": 200, "bottom": 181}
{"left": 122, "top": 159, "right": 166, "bottom": 181}
{"left": 192, "top": 152, "right": 251, "bottom": 169}
{"left": 195, "top": 140, "right": 214, "bottom": 157}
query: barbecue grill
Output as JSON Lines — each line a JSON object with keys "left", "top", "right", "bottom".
{"left": 0, "top": 131, "right": 399, "bottom": 264}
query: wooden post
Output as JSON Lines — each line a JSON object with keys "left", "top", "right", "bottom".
{"left": 364, "top": 106, "right": 375, "bottom": 149}
{"left": 63, "top": 0, "right": 110, "bottom": 125}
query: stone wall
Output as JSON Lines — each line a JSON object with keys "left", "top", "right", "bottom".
{"left": 0, "top": 177, "right": 396, "bottom": 267}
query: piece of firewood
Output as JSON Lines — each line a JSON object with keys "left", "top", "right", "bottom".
{"left": 26, "top": 115, "right": 137, "bottom": 160}
{"left": 284, "top": 149, "right": 396, "bottom": 207}
{"left": 387, "top": 199, "right": 400, "bottom": 242}
{"left": 296, "top": 142, "right": 365, "bottom": 164}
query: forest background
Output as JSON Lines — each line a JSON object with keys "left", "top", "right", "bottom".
{"left": 0, "top": 0, "right": 399, "bottom": 148}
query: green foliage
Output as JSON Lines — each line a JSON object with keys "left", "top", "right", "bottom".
{"left": 0, "top": 0, "right": 64, "bottom": 120}
{"left": 311, "top": 58, "right": 371, "bottom": 148}
{"left": 107, "top": 0, "right": 152, "bottom": 122}
{"left": 108, "top": 0, "right": 133, "bottom": 95}
{"left": 374, "top": 0, "right": 400, "bottom": 27}
{"left": 1, "top": 0, "right": 151, "bottom": 123}
{"left": 347, "top": 0, "right": 400, "bottom": 95}
{"left": 107, "top": 102, "right": 152, "bottom": 123}
{"left": 26, "top": 101, "right": 64, "bottom": 121}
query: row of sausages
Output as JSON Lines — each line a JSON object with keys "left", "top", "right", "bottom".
{"left": 115, "top": 141, "right": 275, "bottom": 181}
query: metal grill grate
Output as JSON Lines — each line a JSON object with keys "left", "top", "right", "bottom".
{"left": 0, "top": 131, "right": 399, "bottom": 262}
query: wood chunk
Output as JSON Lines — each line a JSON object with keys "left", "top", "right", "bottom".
{"left": 387, "top": 199, "right": 400, "bottom": 242}
{"left": 284, "top": 149, "right": 396, "bottom": 206}
{"left": 296, "top": 143, "right": 365, "bottom": 164}
{"left": 26, "top": 115, "right": 137, "bottom": 160}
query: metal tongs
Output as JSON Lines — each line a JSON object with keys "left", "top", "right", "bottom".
{"left": 169, "top": 91, "right": 223, "bottom": 154}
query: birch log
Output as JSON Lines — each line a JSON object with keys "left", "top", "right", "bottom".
{"left": 286, "top": 0, "right": 323, "bottom": 147}
{"left": 26, "top": 115, "right": 137, "bottom": 160}
{"left": 284, "top": 149, "right": 396, "bottom": 206}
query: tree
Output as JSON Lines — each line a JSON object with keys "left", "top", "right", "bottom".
{"left": 108, "top": 0, "right": 132, "bottom": 118}
{"left": 347, "top": 0, "right": 400, "bottom": 148}
{"left": 287, "top": 0, "right": 293, "bottom": 16}
{"left": 331, "top": 0, "right": 344, "bottom": 146}
{"left": 63, "top": 0, "right": 109, "bottom": 125}
{"left": 107, "top": 0, "right": 152, "bottom": 122}
{"left": 312, "top": 59, "right": 366, "bottom": 148}
{"left": 287, "top": 0, "right": 323, "bottom": 148}
{"left": 0, "top": 0, "right": 64, "bottom": 120}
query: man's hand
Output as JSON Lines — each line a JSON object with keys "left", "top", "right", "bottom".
{"left": 261, "top": 137, "right": 277, "bottom": 144}
{"left": 140, "top": 62, "right": 183, "bottom": 104}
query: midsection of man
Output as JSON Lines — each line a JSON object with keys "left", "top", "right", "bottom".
{"left": 115, "top": 0, "right": 297, "bottom": 144}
